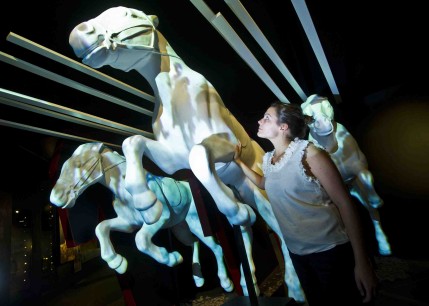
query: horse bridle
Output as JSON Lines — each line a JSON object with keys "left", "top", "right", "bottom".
{"left": 83, "top": 11, "right": 182, "bottom": 63}
{"left": 71, "top": 144, "right": 125, "bottom": 194}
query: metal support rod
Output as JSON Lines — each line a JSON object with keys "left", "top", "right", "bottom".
{"left": 0, "top": 51, "right": 153, "bottom": 117}
{"left": 0, "top": 88, "right": 154, "bottom": 138}
{"left": 7, "top": 32, "right": 155, "bottom": 103}
{"left": 0, "top": 119, "right": 121, "bottom": 149}
{"left": 233, "top": 225, "right": 259, "bottom": 305}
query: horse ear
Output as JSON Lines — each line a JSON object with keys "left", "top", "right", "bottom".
{"left": 150, "top": 15, "right": 159, "bottom": 28}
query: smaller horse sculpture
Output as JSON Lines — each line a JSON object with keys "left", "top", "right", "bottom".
{"left": 301, "top": 94, "right": 391, "bottom": 255}
{"left": 50, "top": 142, "right": 259, "bottom": 294}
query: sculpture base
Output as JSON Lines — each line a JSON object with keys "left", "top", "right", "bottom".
{"left": 223, "top": 296, "right": 298, "bottom": 306}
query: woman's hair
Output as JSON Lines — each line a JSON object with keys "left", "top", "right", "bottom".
{"left": 270, "top": 101, "right": 314, "bottom": 140}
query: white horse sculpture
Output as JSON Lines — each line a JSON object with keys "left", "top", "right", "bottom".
{"left": 68, "top": 6, "right": 305, "bottom": 302}
{"left": 50, "top": 142, "right": 254, "bottom": 293}
{"left": 301, "top": 94, "right": 391, "bottom": 255}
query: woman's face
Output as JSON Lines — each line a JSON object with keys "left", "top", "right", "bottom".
{"left": 257, "top": 106, "right": 282, "bottom": 139}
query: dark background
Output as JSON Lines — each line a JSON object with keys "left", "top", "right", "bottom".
{"left": 1, "top": 0, "right": 428, "bottom": 277}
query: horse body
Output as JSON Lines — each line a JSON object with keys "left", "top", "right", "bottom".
{"left": 69, "top": 7, "right": 305, "bottom": 301}
{"left": 50, "top": 142, "right": 236, "bottom": 291}
{"left": 301, "top": 95, "right": 391, "bottom": 255}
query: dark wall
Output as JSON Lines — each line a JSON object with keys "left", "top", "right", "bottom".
{"left": 0, "top": 0, "right": 428, "bottom": 289}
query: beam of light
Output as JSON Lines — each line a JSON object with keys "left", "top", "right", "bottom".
{"left": 291, "top": 0, "right": 341, "bottom": 103}
{"left": 225, "top": 0, "right": 307, "bottom": 101}
{"left": 190, "top": 0, "right": 289, "bottom": 103}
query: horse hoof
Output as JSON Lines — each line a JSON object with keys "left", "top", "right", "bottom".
{"left": 221, "top": 279, "right": 234, "bottom": 292}
{"left": 107, "top": 254, "right": 124, "bottom": 270}
{"left": 289, "top": 288, "right": 306, "bottom": 303}
{"left": 379, "top": 246, "right": 392, "bottom": 256}
{"left": 379, "top": 249, "right": 392, "bottom": 256}
{"left": 193, "top": 276, "right": 205, "bottom": 287}
{"left": 169, "top": 251, "right": 183, "bottom": 266}
{"left": 116, "top": 257, "right": 128, "bottom": 274}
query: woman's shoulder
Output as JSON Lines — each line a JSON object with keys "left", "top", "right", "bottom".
{"left": 305, "top": 141, "right": 327, "bottom": 158}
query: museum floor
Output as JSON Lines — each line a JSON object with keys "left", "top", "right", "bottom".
{"left": 37, "top": 254, "right": 429, "bottom": 306}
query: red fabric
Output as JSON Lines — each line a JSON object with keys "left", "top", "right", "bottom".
{"left": 48, "top": 140, "right": 77, "bottom": 247}
{"left": 213, "top": 217, "right": 243, "bottom": 296}
{"left": 187, "top": 173, "right": 213, "bottom": 237}
{"left": 116, "top": 272, "right": 137, "bottom": 306}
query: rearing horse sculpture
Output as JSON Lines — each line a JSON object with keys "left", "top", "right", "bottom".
{"left": 69, "top": 6, "right": 305, "bottom": 302}
{"left": 301, "top": 94, "right": 391, "bottom": 255}
{"left": 69, "top": 6, "right": 256, "bottom": 227}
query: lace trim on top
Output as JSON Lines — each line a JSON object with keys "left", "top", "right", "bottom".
{"left": 263, "top": 138, "right": 322, "bottom": 187}
{"left": 263, "top": 138, "right": 300, "bottom": 174}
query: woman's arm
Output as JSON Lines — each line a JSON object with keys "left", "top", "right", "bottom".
{"left": 234, "top": 144, "right": 266, "bottom": 189}
{"left": 306, "top": 144, "right": 378, "bottom": 303}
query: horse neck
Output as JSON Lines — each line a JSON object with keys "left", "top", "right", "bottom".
{"left": 132, "top": 33, "right": 187, "bottom": 121}
{"left": 310, "top": 122, "right": 339, "bottom": 153}
{"left": 132, "top": 31, "right": 184, "bottom": 86}
{"left": 99, "top": 151, "right": 127, "bottom": 193}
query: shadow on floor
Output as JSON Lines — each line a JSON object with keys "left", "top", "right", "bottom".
{"left": 35, "top": 254, "right": 429, "bottom": 306}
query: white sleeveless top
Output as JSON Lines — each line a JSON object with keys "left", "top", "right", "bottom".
{"left": 263, "top": 138, "right": 349, "bottom": 255}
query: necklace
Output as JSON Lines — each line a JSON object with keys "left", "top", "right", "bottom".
{"left": 271, "top": 150, "right": 286, "bottom": 165}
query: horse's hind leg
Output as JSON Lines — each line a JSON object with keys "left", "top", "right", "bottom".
{"left": 135, "top": 218, "right": 183, "bottom": 267}
{"left": 191, "top": 241, "right": 205, "bottom": 288}
{"left": 96, "top": 217, "right": 136, "bottom": 274}
{"left": 170, "top": 221, "right": 205, "bottom": 287}
{"left": 351, "top": 170, "right": 392, "bottom": 255}
{"left": 352, "top": 169, "right": 383, "bottom": 208}
{"left": 185, "top": 203, "right": 234, "bottom": 292}
{"left": 238, "top": 225, "right": 260, "bottom": 296}
{"left": 188, "top": 141, "right": 256, "bottom": 226}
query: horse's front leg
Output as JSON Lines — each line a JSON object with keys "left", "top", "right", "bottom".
{"left": 350, "top": 170, "right": 392, "bottom": 255}
{"left": 122, "top": 135, "right": 182, "bottom": 225}
{"left": 95, "top": 216, "right": 138, "bottom": 274}
{"left": 188, "top": 136, "right": 256, "bottom": 226}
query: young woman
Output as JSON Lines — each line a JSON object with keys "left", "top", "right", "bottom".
{"left": 234, "top": 101, "right": 378, "bottom": 305}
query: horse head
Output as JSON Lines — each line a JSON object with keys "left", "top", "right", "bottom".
{"left": 301, "top": 94, "right": 335, "bottom": 137}
{"left": 69, "top": 6, "right": 160, "bottom": 70}
{"left": 50, "top": 142, "right": 105, "bottom": 208}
